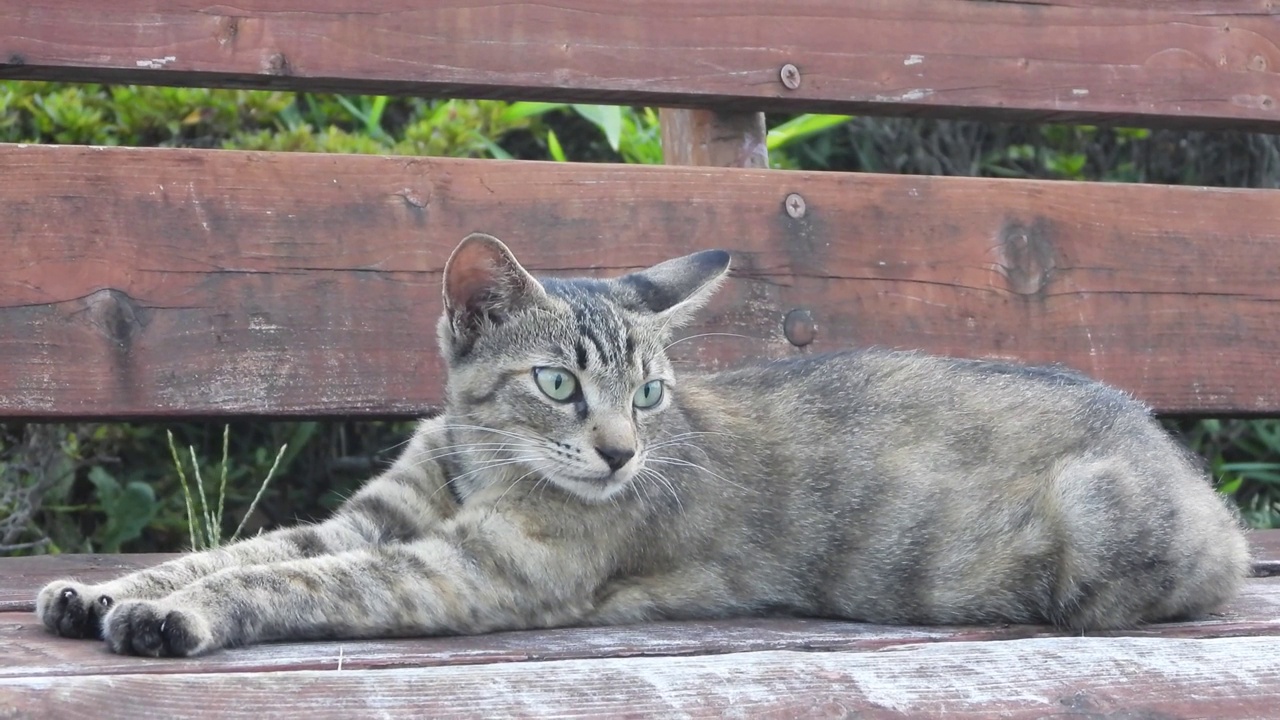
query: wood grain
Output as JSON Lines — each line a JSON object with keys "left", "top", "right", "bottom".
{"left": 0, "top": 555, "right": 179, "bottom": 612}
{"left": 660, "top": 109, "right": 768, "bottom": 168}
{"left": 2, "top": 1, "right": 1279, "bottom": 130}
{"left": 1254, "top": 529, "right": 1280, "bottom": 577}
{"left": 5, "top": 576, "right": 1279, "bottom": 679}
{"left": 2, "top": 144, "right": 1280, "bottom": 417}
{"left": 2, "top": 636, "right": 1278, "bottom": 718}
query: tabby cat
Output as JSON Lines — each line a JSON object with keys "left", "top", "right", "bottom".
{"left": 38, "top": 233, "right": 1249, "bottom": 657}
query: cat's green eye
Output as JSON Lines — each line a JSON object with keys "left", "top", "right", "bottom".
{"left": 633, "top": 379, "right": 664, "bottom": 409}
{"left": 534, "top": 367, "right": 579, "bottom": 402}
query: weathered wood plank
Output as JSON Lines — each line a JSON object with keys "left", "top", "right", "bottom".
{"left": 2, "top": 636, "right": 1278, "bottom": 718}
{"left": 1255, "top": 529, "right": 1280, "bottom": 577}
{"left": 2, "top": 145, "right": 1279, "bottom": 417}
{"left": 0, "top": 555, "right": 179, "bottom": 613}
{"left": 3, "top": 576, "right": 1277, "bottom": 680}
{"left": 2, "top": 1, "right": 1279, "bottom": 130}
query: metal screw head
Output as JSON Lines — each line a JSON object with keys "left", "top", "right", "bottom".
{"left": 785, "top": 193, "right": 806, "bottom": 219}
{"left": 780, "top": 63, "right": 801, "bottom": 90}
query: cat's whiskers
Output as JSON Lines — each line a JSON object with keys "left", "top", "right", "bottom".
{"left": 635, "top": 466, "right": 684, "bottom": 513}
{"left": 424, "top": 423, "right": 545, "bottom": 445}
{"left": 407, "top": 442, "right": 528, "bottom": 465}
{"left": 493, "top": 461, "right": 557, "bottom": 509}
{"left": 644, "top": 455, "right": 752, "bottom": 493}
{"left": 663, "top": 332, "right": 753, "bottom": 352}
{"left": 642, "top": 441, "right": 715, "bottom": 466}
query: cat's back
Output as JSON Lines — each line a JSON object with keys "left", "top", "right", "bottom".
{"left": 673, "top": 348, "right": 1247, "bottom": 629}
{"left": 685, "top": 347, "right": 1141, "bottom": 441}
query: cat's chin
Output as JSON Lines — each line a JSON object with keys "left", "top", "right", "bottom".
{"left": 549, "top": 471, "right": 635, "bottom": 504}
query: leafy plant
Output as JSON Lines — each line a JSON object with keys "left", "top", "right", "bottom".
{"left": 86, "top": 466, "right": 157, "bottom": 553}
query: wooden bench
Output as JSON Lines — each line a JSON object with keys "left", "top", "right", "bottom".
{"left": 3, "top": 1, "right": 1280, "bottom": 716}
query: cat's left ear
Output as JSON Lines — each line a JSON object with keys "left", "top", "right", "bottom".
{"left": 617, "top": 249, "right": 731, "bottom": 328}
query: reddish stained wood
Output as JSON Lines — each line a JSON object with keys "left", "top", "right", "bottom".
{"left": 1, "top": 1, "right": 1279, "bottom": 130}
{"left": 0, "top": 555, "right": 179, "bottom": 612}
{"left": 660, "top": 109, "right": 769, "bottom": 169}
{"left": 1253, "top": 529, "right": 1280, "bottom": 577}
{"left": 4, "top": 576, "right": 1278, "bottom": 679}
{"left": 2, "top": 145, "right": 1280, "bottom": 417}
{"left": 1, "top": 636, "right": 1278, "bottom": 718}
{"left": 2, "top": 551, "right": 1277, "bottom": 679}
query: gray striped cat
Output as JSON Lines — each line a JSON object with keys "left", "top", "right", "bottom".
{"left": 38, "top": 233, "right": 1249, "bottom": 657}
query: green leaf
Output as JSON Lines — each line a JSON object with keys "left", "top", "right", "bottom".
{"left": 501, "top": 102, "right": 568, "bottom": 122}
{"left": 89, "top": 468, "right": 158, "bottom": 552}
{"left": 766, "top": 114, "right": 852, "bottom": 151}
{"left": 572, "top": 104, "right": 623, "bottom": 152}
{"left": 1218, "top": 476, "right": 1243, "bottom": 495}
{"left": 546, "top": 129, "right": 567, "bottom": 162}
{"left": 477, "top": 136, "right": 514, "bottom": 160}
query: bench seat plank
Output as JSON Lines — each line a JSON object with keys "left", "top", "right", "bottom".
{"left": 1, "top": 574, "right": 1276, "bottom": 680}
{"left": 1, "top": 636, "right": 1277, "bottom": 719}
{"left": 1, "top": 536, "right": 1276, "bottom": 681}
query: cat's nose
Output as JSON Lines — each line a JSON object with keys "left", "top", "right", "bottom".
{"left": 595, "top": 445, "right": 635, "bottom": 472}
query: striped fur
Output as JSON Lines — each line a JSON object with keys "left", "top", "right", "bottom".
{"left": 38, "top": 233, "right": 1249, "bottom": 656}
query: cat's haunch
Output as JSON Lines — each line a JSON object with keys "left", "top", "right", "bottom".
{"left": 38, "top": 233, "right": 1249, "bottom": 656}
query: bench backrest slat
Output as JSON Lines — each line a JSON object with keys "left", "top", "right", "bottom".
{"left": 4, "top": 144, "right": 1277, "bottom": 419}
{"left": 2, "top": 1, "right": 1279, "bottom": 131}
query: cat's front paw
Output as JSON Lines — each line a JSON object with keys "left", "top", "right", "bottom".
{"left": 36, "top": 581, "right": 116, "bottom": 639}
{"left": 102, "top": 600, "right": 215, "bottom": 657}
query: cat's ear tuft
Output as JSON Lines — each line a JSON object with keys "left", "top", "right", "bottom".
{"left": 440, "top": 233, "right": 546, "bottom": 351}
{"left": 618, "top": 249, "right": 731, "bottom": 328}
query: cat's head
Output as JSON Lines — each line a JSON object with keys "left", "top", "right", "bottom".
{"left": 436, "top": 232, "right": 730, "bottom": 503}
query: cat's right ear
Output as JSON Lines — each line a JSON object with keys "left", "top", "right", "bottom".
{"left": 440, "top": 233, "right": 546, "bottom": 353}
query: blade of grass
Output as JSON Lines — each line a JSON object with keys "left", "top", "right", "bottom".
{"left": 230, "top": 443, "right": 288, "bottom": 543}
{"left": 215, "top": 424, "right": 229, "bottom": 546}
{"left": 189, "top": 446, "right": 214, "bottom": 549}
{"left": 166, "top": 431, "right": 199, "bottom": 551}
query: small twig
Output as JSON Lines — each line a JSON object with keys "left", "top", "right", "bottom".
{"left": 0, "top": 537, "right": 52, "bottom": 553}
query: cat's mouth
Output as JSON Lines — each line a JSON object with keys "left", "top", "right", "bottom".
{"left": 549, "top": 465, "right": 637, "bottom": 502}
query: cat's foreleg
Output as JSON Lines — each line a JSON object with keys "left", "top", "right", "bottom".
{"left": 100, "top": 511, "right": 605, "bottom": 656}
{"left": 37, "top": 439, "right": 455, "bottom": 641}
{"left": 588, "top": 566, "right": 748, "bottom": 624}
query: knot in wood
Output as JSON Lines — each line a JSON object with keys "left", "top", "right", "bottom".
{"left": 82, "top": 288, "right": 145, "bottom": 350}
{"left": 997, "top": 219, "right": 1056, "bottom": 296}
{"left": 783, "top": 308, "right": 816, "bottom": 347}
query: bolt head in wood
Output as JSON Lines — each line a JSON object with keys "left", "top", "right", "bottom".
{"left": 785, "top": 193, "right": 806, "bottom": 219}
{"left": 783, "top": 309, "right": 816, "bottom": 347}
{"left": 780, "top": 63, "right": 801, "bottom": 90}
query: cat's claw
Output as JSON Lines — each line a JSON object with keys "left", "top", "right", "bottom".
{"left": 36, "top": 581, "right": 114, "bottom": 639}
{"left": 103, "top": 600, "right": 215, "bottom": 657}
